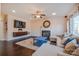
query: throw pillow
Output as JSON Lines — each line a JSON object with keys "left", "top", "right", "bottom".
{"left": 64, "top": 43, "right": 77, "bottom": 54}
{"left": 63, "top": 38, "right": 74, "bottom": 46}
{"left": 68, "top": 39, "right": 77, "bottom": 46}
{"left": 72, "top": 48, "right": 79, "bottom": 56}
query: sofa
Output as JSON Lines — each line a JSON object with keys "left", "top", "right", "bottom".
{"left": 32, "top": 43, "right": 71, "bottom": 56}
{"left": 32, "top": 35, "right": 79, "bottom": 56}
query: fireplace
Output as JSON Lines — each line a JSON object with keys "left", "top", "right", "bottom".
{"left": 42, "top": 30, "right": 50, "bottom": 40}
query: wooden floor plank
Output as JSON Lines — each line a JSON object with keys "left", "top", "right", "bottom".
{"left": 0, "top": 40, "right": 35, "bottom": 56}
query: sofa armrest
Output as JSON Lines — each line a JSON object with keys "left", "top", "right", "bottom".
{"left": 56, "top": 37, "right": 63, "bottom": 47}
{"left": 57, "top": 51, "right": 72, "bottom": 56}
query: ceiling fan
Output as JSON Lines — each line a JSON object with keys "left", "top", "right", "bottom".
{"left": 32, "top": 10, "right": 46, "bottom": 18}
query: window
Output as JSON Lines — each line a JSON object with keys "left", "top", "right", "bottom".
{"left": 73, "top": 15, "right": 79, "bottom": 35}
{"left": 69, "top": 15, "right": 79, "bottom": 36}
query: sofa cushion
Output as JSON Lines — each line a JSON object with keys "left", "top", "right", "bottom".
{"left": 57, "top": 51, "right": 71, "bottom": 56}
{"left": 63, "top": 38, "right": 74, "bottom": 46}
{"left": 34, "top": 36, "right": 47, "bottom": 47}
{"left": 72, "top": 48, "right": 79, "bottom": 56}
{"left": 61, "top": 38, "right": 68, "bottom": 44}
{"left": 68, "top": 39, "right": 77, "bottom": 45}
{"left": 64, "top": 43, "right": 77, "bottom": 54}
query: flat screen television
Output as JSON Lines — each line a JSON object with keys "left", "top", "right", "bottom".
{"left": 14, "top": 20, "right": 26, "bottom": 28}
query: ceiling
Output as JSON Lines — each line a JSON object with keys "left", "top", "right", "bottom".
{"left": 1, "top": 3, "right": 75, "bottom": 20}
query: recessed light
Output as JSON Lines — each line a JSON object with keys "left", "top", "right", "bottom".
{"left": 36, "top": 15, "right": 40, "bottom": 18}
{"left": 12, "top": 10, "right": 16, "bottom": 13}
{"left": 52, "top": 12, "right": 56, "bottom": 15}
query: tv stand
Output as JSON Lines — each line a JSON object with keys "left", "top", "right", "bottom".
{"left": 13, "top": 31, "right": 29, "bottom": 37}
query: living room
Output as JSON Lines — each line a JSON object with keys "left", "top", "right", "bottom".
{"left": 0, "top": 3, "right": 79, "bottom": 56}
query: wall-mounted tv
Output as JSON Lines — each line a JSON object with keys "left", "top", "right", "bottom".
{"left": 14, "top": 20, "right": 26, "bottom": 28}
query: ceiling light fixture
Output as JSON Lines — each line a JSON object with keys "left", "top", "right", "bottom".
{"left": 12, "top": 10, "right": 16, "bottom": 13}
{"left": 36, "top": 15, "right": 40, "bottom": 18}
{"left": 32, "top": 10, "right": 46, "bottom": 18}
{"left": 52, "top": 12, "right": 56, "bottom": 15}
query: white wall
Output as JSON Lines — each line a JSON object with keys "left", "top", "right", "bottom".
{"left": 0, "top": 3, "right": 1, "bottom": 13}
{"left": 7, "top": 14, "right": 31, "bottom": 40}
{"left": 0, "top": 13, "right": 67, "bottom": 41}
{"left": 30, "top": 17, "right": 67, "bottom": 37}
{"left": 51, "top": 17, "right": 67, "bottom": 36}
{"left": 0, "top": 16, "right": 4, "bottom": 40}
{"left": 0, "top": 13, "right": 5, "bottom": 40}
{"left": 1, "top": 13, "right": 67, "bottom": 41}
{"left": 0, "top": 3, "right": 5, "bottom": 40}
{"left": 30, "top": 19, "right": 41, "bottom": 36}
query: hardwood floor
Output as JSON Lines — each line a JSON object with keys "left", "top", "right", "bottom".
{"left": 0, "top": 40, "right": 35, "bottom": 56}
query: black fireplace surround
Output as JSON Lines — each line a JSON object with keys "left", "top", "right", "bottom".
{"left": 42, "top": 30, "right": 50, "bottom": 40}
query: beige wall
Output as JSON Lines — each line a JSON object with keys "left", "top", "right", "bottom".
{"left": 30, "top": 17, "right": 67, "bottom": 37}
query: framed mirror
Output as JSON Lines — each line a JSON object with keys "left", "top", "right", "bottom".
{"left": 43, "top": 20, "right": 50, "bottom": 28}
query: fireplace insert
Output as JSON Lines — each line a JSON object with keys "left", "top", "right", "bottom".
{"left": 42, "top": 30, "right": 50, "bottom": 40}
